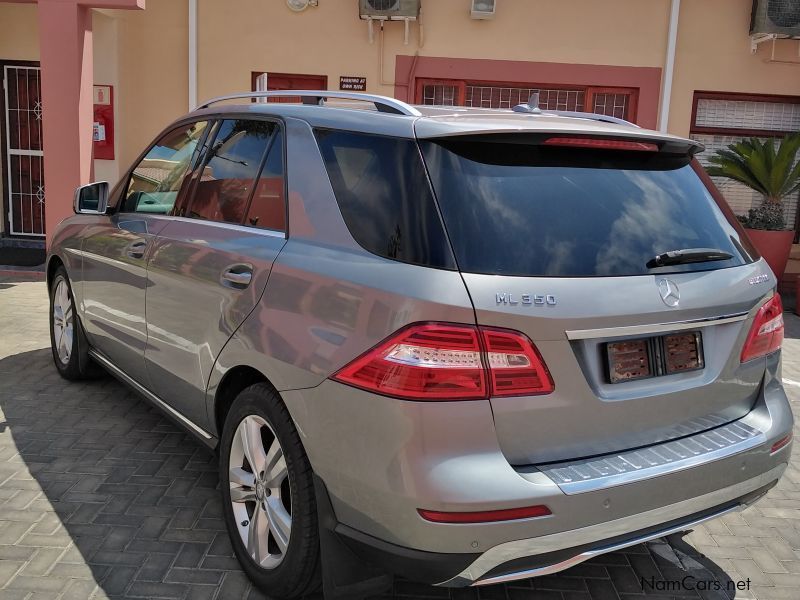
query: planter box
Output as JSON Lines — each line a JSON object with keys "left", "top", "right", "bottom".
{"left": 744, "top": 228, "right": 794, "bottom": 279}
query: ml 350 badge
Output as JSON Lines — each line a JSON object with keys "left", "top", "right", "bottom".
{"left": 495, "top": 293, "right": 557, "bottom": 306}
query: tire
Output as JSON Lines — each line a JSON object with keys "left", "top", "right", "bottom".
{"left": 49, "top": 266, "right": 102, "bottom": 380}
{"left": 220, "top": 383, "right": 321, "bottom": 599}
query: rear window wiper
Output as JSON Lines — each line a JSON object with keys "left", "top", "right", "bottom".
{"left": 646, "top": 248, "right": 733, "bottom": 268}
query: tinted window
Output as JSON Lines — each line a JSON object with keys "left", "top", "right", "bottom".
{"left": 245, "top": 128, "right": 286, "bottom": 231}
{"left": 123, "top": 121, "right": 208, "bottom": 214}
{"left": 420, "top": 141, "right": 753, "bottom": 277}
{"left": 188, "top": 119, "right": 274, "bottom": 224}
{"left": 315, "top": 130, "right": 454, "bottom": 269}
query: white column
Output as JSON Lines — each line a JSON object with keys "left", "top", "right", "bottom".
{"left": 659, "top": 0, "right": 680, "bottom": 133}
{"left": 188, "top": 0, "right": 198, "bottom": 110}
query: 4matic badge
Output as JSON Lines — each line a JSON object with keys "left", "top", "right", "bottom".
{"left": 496, "top": 293, "right": 557, "bottom": 306}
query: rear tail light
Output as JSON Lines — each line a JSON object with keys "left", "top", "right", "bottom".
{"left": 482, "top": 328, "right": 554, "bottom": 396}
{"left": 418, "top": 504, "right": 551, "bottom": 523}
{"left": 543, "top": 137, "right": 659, "bottom": 152}
{"left": 331, "top": 322, "right": 553, "bottom": 400}
{"left": 741, "top": 294, "right": 784, "bottom": 363}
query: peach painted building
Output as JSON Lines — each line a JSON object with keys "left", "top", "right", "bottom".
{"left": 0, "top": 0, "right": 799, "bottom": 243}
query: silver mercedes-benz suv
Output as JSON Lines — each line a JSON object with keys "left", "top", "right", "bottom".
{"left": 47, "top": 91, "right": 793, "bottom": 599}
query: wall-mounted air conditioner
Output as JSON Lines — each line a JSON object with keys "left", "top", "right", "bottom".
{"left": 359, "top": 0, "right": 420, "bottom": 21}
{"left": 751, "top": 0, "right": 800, "bottom": 38}
{"left": 471, "top": 0, "right": 496, "bottom": 20}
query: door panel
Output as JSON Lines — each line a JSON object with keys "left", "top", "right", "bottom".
{"left": 143, "top": 118, "right": 287, "bottom": 428}
{"left": 251, "top": 72, "right": 327, "bottom": 103}
{"left": 145, "top": 220, "right": 285, "bottom": 427}
{"left": 82, "top": 119, "right": 210, "bottom": 386}
{"left": 81, "top": 214, "right": 171, "bottom": 385}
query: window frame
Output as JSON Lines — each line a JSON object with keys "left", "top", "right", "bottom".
{"left": 182, "top": 116, "right": 287, "bottom": 234}
{"left": 415, "top": 78, "right": 639, "bottom": 121}
{"left": 690, "top": 91, "right": 800, "bottom": 138}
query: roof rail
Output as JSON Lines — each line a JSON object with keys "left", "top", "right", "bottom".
{"left": 544, "top": 110, "right": 640, "bottom": 128}
{"left": 197, "top": 90, "right": 423, "bottom": 116}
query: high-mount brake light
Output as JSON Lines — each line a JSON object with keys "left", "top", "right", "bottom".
{"left": 331, "top": 323, "right": 554, "bottom": 400}
{"left": 543, "top": 137, "right": 659, "bottom": 152}
{"left": 740, "top": 294, "right": 784, "bottom": 363}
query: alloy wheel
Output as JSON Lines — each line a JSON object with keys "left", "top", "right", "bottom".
{"left": 52, "top": 279, "right": 74, "bottom": 365}
{"left": 229, "top": 415, "right": 292, "bottom": 569}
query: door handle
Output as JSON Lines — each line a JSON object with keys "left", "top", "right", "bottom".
{"left": 127, "top": 239, "right": 147, "bottom": 259}
{"left": 221, "top": 265, "right": 253, "bottom": 289}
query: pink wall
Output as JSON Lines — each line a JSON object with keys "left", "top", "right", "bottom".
{"left": 38, "top": 1, "right": 95, "bottom": 243}
{"left": 1, "top": 0, "right": 144, "bottom": 246}
{"left": 395, "top": 55, "right": 662, "bottom": 129}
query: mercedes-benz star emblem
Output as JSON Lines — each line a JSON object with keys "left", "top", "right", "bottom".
{"left": 658, "top": 278, "right": 680, "bottom": 307}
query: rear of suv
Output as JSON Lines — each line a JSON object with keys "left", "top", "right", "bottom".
{"left": 47, "top": 92, "right": 793, "bottom": 599}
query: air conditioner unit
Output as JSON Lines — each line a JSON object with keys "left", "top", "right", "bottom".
{"left": 359, "top": 0, "right": 420, "bottom": 21}
{"left": 471, "top": 0, "right": 496, "bottom": 20}
{"left": 751, "top": 0, "right": 800, "bottom": 38}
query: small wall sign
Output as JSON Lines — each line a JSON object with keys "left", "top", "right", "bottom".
{"left": 93, "top": 85, "right": 112, "bottom": 106}
{"left": 340, "top": 76, "right": 367, "bottom": 91}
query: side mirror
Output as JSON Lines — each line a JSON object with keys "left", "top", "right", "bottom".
{"left": 74, "top": 181, "right": 109, "bottom": 214}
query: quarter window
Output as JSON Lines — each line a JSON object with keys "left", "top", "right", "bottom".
{"left": 188, "top": 119, "right": 275, "bottom": 224}
{"left": 122, "top": 121, "right": 208, "bottom": 214}
{"left": 315, "top": 129, "right": 455, "bottom": 269}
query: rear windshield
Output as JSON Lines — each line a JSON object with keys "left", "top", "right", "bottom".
{"left": 420, "top": 140, "right": 755, "bottom": 277}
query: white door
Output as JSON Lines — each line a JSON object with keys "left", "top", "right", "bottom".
{"left": 3, "top": 65, "right": 44, "bottom": 236}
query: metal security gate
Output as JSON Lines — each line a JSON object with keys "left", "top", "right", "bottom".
{"left": 3, "top": 65, "right": 45, "bottom": 236}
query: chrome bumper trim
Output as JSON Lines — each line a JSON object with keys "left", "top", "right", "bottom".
{"left": 565, "top": 312, "right": 748, "bottom": 341}
{"left": 537, "top": 420, "right": 764, "bottom": 495}
{"left": 474, "top": 502, "right": 741, "bottom": 586}
{"left": 438, "top": 464, "right": 785, "bottom": 587}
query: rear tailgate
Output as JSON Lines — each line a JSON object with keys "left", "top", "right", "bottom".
{"left": 418, "top": 129, "right": 775, "bottom": 464}
{"left": 464, "top": 267, "right": 772, "bottom": 464}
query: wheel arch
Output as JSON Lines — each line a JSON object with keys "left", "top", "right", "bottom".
{"left": 211, "top": 364, "right": 271, "bottom": 442}
{"left": 46, "top": 254, "right": 65, "bottom": 289}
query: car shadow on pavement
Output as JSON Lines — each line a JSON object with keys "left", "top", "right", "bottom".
{"left": 0, "top": 348, "right": 744, "bottom": 600}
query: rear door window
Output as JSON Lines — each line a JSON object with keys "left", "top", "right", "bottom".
{"left": 419, "top": 140, "right": 754, "bottom": 277}
{"left": 188, "top": 119, "right": 275, "bottom": 224}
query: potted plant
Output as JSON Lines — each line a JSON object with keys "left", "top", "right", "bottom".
{"left": 707, "top": 134, "right": 800, "bottom": 279}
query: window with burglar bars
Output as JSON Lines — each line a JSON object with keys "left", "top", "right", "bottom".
{"left": 690, "top": 92, "right": 800, "bottom": 234}
{"left": 464, "top": 86, "right": 586, "bottom": 111}
{"left": 417, "top": 79, "right": 637, "bottom": 121}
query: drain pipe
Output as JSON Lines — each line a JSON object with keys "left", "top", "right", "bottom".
{"left": 188, "top": 0, "right": 198, "bottom": 110}
{"left": 659, "top": 0, "right": 680, "bottom": 133}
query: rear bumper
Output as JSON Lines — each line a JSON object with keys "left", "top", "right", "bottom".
{"left": 284, "top": 354, "right": 793, "bottom": 584}
{"left": 442, "top": 469, "right": 782, "bottom": 586}
{"left": 334, "top": 471, "right": 781, "bottom": 587}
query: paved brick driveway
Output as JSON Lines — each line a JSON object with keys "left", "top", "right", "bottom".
{"left": 0, "top": 275, "right": 799, "bottom": 600}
